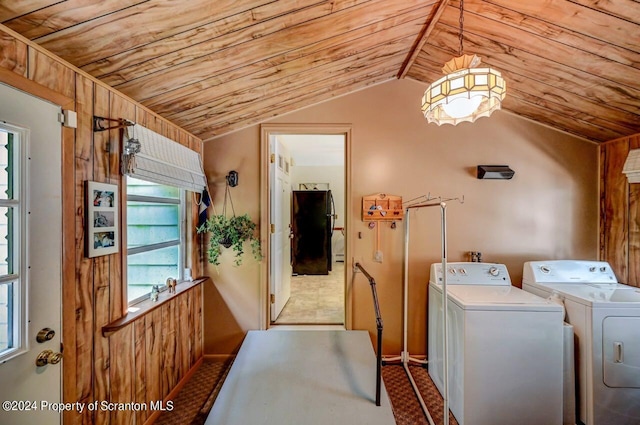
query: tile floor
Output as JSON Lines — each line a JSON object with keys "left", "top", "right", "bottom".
{"left": 273, "top": 261, "right": 345, "bottom": 324}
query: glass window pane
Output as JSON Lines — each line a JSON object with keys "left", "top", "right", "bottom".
{"left": 127, "top": 246, "right": 180, "bottom": 302}
{"left": 127, "top": 202, "right": 179, "bottom": 248}
{"left": 0, "top": 131, "right": 12, "bottom": 200}
{"left": 0, "top": 207, "right": 11, "bottom": 276}
{"left": 0, "top": 282, "right": 12, "bottom": 353}
{"left": 127, "top": 177, "right": 179, "bottom": 199}
{"left": 126, "top": 177, "right": 183, "bottom": 304}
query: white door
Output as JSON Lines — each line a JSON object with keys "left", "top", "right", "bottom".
{"left": 270, "top": 137, "right": 292, "bottom": 320}
{"left": 0, "top": 84, "right": 63, "bottom": 425}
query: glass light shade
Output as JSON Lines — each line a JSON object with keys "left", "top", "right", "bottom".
{"left": 441, "top": 96, "right": 483, "bottom": 119}
{"left": 422, "top": 55, "right": 506, "bottom": 126}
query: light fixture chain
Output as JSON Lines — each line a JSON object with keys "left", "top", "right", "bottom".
{"left": 458, "top": 0, "right": 464, "bottom": 56}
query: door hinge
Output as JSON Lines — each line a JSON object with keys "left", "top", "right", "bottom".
{"left": 270, "top": 223, "right": 276, "bottom": 234}
{"left": 270, "top": 294, "right": 275, "bottom": 304}
{"left": 270, "top": 153, "right": 275, "bottom": 164}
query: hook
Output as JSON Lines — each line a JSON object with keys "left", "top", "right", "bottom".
{"left": 440, "top": 195, "right": 465, "bottom": 204}
{"left": 226, "top": 170, "right": 239, "bottom": 187}
{"left": 93, "top": 116, "right": 135, "bottom": 132}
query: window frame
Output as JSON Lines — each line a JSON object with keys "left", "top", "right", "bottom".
{"left": 125, "top": 176, "right": 186, "bottom": 306}
{"left": 0, "top": 124, "right": 28, "bottom": 363}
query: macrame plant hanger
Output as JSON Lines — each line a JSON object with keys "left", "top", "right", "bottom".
{"left": 222, "top": 177, "right": 236, "bottom": 219}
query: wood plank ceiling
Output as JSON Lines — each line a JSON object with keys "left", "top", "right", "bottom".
{"left": 1, "top": 0, "right": 639, "bottom": 143}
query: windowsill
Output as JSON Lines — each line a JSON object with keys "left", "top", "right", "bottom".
{"left": 102, "top": 277, "right": 208, "bottom": 337}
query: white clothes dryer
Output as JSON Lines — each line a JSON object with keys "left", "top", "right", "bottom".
{"left": 523, "top": 260, "right": 640, "bottom": 425}
{"left": 428, "top": 262, "right": 564, "bottom": 425}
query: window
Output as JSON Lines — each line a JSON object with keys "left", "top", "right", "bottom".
{"left": 0, "top": 126, "right": 26, "bottom": 362}
{"left": 126, "top": 177, "right": 185, "bottom": 304}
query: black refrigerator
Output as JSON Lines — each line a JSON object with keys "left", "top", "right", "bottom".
{"left": 292, "top": 190, "right": 334, "bottom": 275}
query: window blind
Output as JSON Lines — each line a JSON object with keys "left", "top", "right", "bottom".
{"left": 122, "top": 124, "right": 206, "bottom": 192}
{"left": 623, "top": 149, "right": 640, "bottom": 183}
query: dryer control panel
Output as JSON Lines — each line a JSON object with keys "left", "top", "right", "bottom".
{"left": 430, "top": 262, "right": 511, "bottom": 286}
{"left": 523, "top": 260, "right": 618, "bottom": 285}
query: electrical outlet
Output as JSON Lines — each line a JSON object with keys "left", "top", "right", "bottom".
{"left": 352, "top": 256, "right": 364, "bottom": 272}
{"left": 374, "top": 250, "right": 383, "bottom": 263}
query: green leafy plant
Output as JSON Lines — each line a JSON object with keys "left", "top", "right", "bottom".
{"left": 198, "top": 213, "right": 262, "bottom": 266}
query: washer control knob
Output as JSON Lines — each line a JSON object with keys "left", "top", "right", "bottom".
{"left": 489, "top": 267, "right": 500, "bottom": 277}
{"left": 600, "top": 266, "right": 607, "bottom": 272}
{"left": 589, "top": 267, "right": 596, "bottom": 272}
{"left": 540, "top": 266, "right": 550, "bottom": 274}
{"left": 448, "top": 268, "right": 456, "bottom": 275}
{"left": 459, "top": 268, "right": 467, "bottom": 275}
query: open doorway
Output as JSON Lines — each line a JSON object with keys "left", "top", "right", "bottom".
{"left": 260, "top": 124, "right": 351, "bottom": 328}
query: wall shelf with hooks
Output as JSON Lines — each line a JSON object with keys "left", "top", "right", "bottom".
{"left": 362, "top": 193, "right": 403, "bottom": 222}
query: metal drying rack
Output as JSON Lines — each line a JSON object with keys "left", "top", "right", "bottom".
{"left": 385, "top": 193, "right": 464, "bottom": 425}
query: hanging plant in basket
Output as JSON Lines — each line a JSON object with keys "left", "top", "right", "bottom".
{"left": 198, "top": 213, "right": 262, "bottom": 266}
{"left": 197, "top": 172, "right": 262, "bottom": 266}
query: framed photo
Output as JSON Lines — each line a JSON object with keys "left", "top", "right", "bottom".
{"left": 86, "top": 181, "right": 119, "bottom": 257}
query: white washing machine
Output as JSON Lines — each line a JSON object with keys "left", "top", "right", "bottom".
{"left": 523, "top": 260, "right": 640, "bottom": 425}
{"left": 428, "top": 262, "right": 564, "bottom": 425}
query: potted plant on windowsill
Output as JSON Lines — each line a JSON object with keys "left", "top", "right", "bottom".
{"left": 198, "top": 213, "right": 262, "bottom": 266}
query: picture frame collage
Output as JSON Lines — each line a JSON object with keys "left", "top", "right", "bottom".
{"left": 85, "top": 181, "right": 119, "bottom": 258}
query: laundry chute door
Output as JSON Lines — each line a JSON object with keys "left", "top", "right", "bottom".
{"left": 269, "top": 138, "right": 292, "bottom": 321}
{"left": 0, "top": 84, "right": 63, "bottom": 425}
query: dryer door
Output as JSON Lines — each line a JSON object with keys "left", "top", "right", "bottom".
{"left": 603, "top": 317, "right": 640, "bottom": 388}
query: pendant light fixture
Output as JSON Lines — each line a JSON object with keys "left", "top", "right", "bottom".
{"left": 422, "top": 0, "right": 506, "bottom": 125}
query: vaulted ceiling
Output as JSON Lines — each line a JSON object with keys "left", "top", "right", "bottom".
{"left": 2, "top": 0, "right": 639, "bottom": 143}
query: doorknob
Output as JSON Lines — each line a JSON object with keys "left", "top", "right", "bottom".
{"left": 35, "top": 349, "right": 63, "bottom": 367}
{"left": 36, "top": 327, "right": 55, "bottom": 343}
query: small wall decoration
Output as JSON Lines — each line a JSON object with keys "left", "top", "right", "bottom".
{"left": 86, "top": 181, "right": 119, "bottom": 257}
{"left": 362, "top": 193, "right": 403, "bottom": 222}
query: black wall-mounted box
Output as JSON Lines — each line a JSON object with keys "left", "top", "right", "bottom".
{"left": 477, "top": 165, "right": 515, "bottom": 180}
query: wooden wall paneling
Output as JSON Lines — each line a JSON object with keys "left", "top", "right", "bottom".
{"left": 93, "top": 276, "right": 111, "bottom": 425}
{"left": 27, "top": 47, "right": 75, "bottom": 99}
{"left": 186, "top": 289, "right": 195, "bottom": 365}
{"left": 133, "top": 320, "right": 147, "bottom": 425}
{"left": 108, "top": 94, "right": 134, "bottom": 319}
{"left": 180, "top": 292, "right": 191, "bottom": 376}
{"left": 0, "top": 31, "right": 27, "bottom": 75}
{"left": 161, "top": 299, "right": 179, "bottom": 398}
{"left": 164, "top": 124, "right": 178, "bottom": 144}
{"left": 92, "top": 83, "right": 112, "bottom": 425}
{"left": 193, "top": 286, "right": 203, "bottom": 362}
{"left": 74, "top": 73, "right": 95, "bottom": 425}
{"left": 178, "top": 131, "right": 189, "bottom": 148}
{"left": 135, "top": 106, "right": 148, "bottom": 127}
{"left": 147, "top": 113, "right": 164, "bottom": 134}
{"left": 600, "top": 139, "right": 630, "bottom": 283}
{"left": 626, "top": 135, "right": 640, "bottom": 286}
{"left": 145, "top": 308, "right": 163, "bottom": 418}
{"left": 108, "top": 324, "right": 134, "bottom": 425}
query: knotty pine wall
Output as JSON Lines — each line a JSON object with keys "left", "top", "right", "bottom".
{"left": 600, "top": 133, "right": 640, "bottom": 287}
{"left": 0, "top": 25, "right": 205, "bottom": 425}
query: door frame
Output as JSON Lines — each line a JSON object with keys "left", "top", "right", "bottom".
{"left": 259, "top": 123, "right": 352, "bottom": 329}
